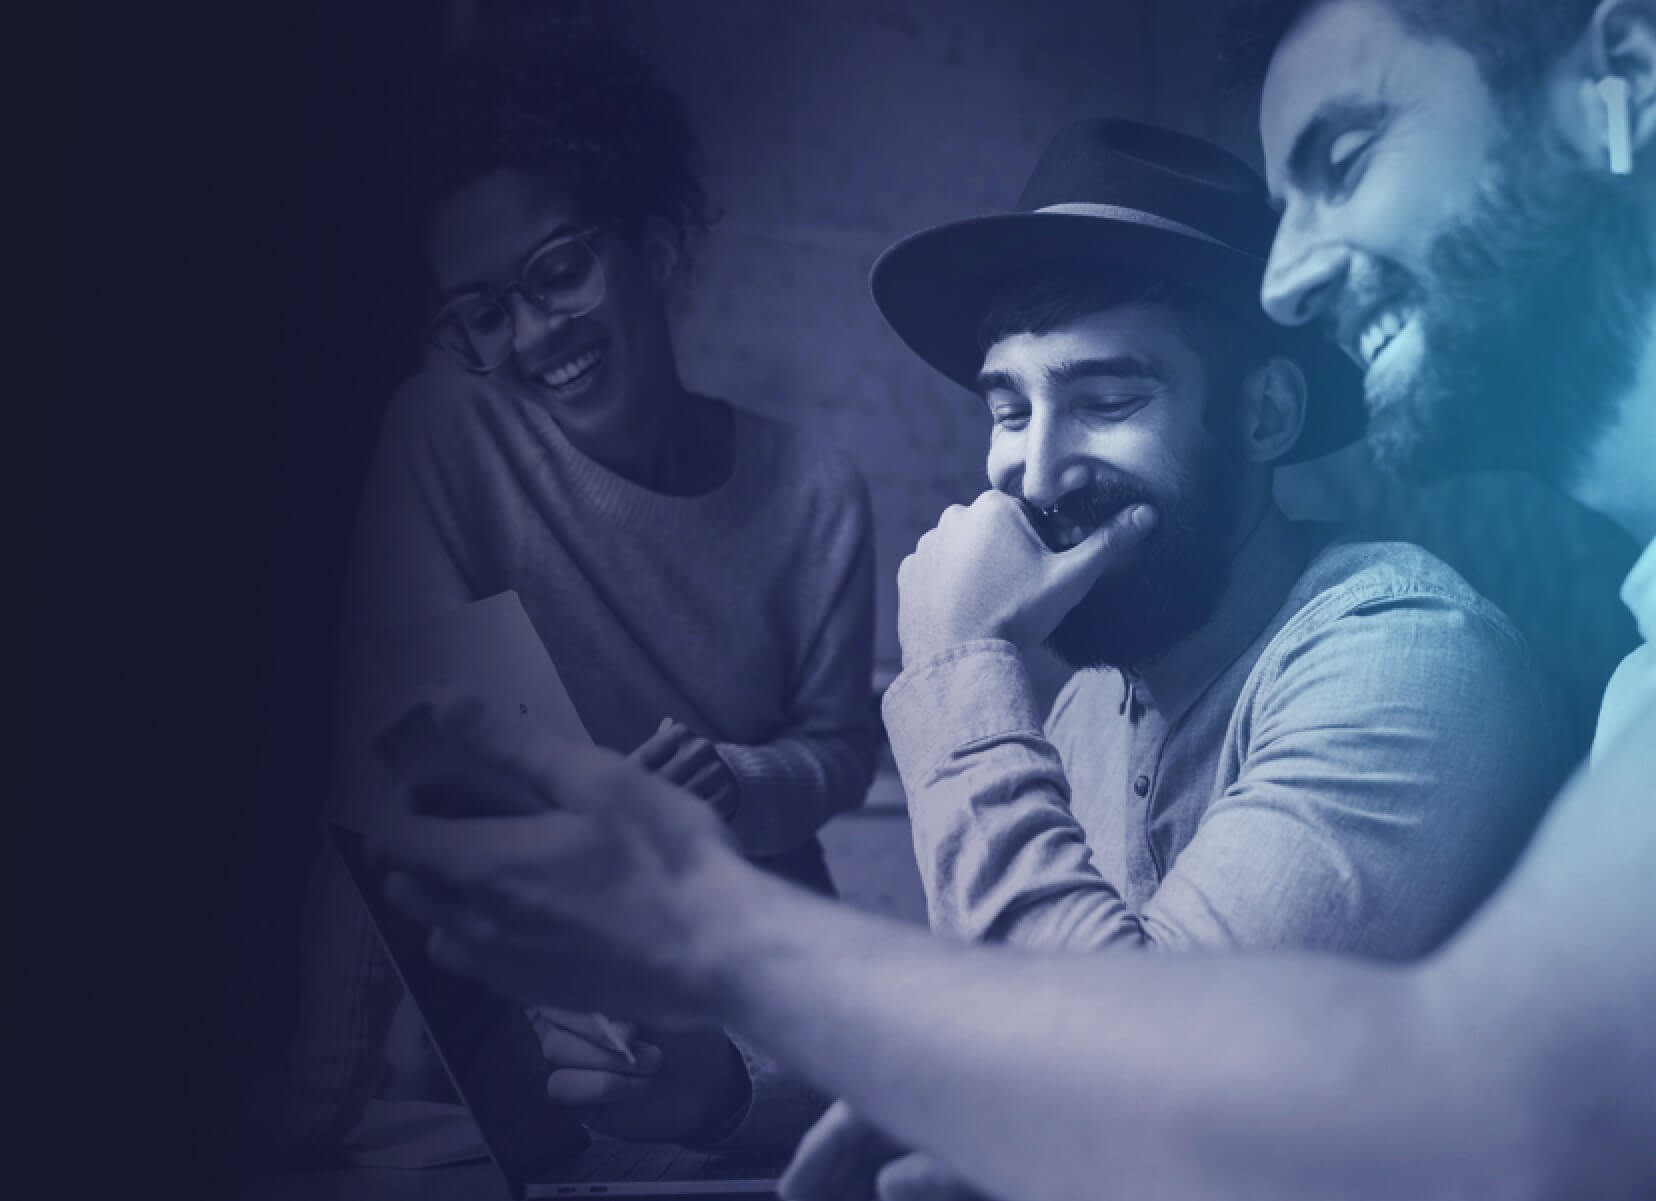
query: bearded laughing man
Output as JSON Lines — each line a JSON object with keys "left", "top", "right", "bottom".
{"left": 869, "top": 118, "right": 1563, "bottom": 965}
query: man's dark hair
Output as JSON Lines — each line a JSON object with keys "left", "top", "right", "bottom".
{"left": 1222, "top": 0, "right": 1600, "bottom": 111}
{"left": 412, "top": 23, "right": 715, "bottom": 256}
{"left": 977, "top": 267, "right": 1267, "bottom": 433}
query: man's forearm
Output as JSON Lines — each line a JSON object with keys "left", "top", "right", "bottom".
{"left": 692, "top": 861, "right": 1524, "bottom": 1201}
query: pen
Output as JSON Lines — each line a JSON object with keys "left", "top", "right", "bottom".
{"left": 526, "top": 1005, "right": 638, "bottom": 1066}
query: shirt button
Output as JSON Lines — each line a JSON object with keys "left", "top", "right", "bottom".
{"left": 1133, "top": 774, "right": 1151, "bottom": 797}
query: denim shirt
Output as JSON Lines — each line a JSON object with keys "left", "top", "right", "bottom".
{"left": 884, "top": 507, "right": 1566, "bottom": 959}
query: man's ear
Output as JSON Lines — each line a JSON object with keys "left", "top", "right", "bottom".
{"left": 638, "top": 217, "right": 683, "bottom": 290}
{"left": 1237, "top": 355, "right": 1308, "bottom": 464}
{"left": 1557, "top": 0, "right": 1656, "bottom": 172}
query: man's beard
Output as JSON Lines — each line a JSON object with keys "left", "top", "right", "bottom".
{"left": 1034, "top": 431, "right": 1245, "bottom": 671}
{"left": 1362, "top": 130, "right": 1652, "bottom": 486}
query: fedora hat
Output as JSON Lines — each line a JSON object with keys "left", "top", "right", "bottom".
{"left": 870, "top": 118, "right": 1364, "bottom": 464}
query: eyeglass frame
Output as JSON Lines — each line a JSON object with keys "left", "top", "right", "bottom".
{"left": 425, "top": 222, "right": 614, "bottom": 373}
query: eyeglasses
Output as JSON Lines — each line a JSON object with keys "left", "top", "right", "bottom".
{"left": 426, "top": 225, "right": 609, "bottom": 373}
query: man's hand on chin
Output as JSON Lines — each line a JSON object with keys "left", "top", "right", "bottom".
{"left": 896, "top": 489, "right": 1156, "bottom": 669}
{"left": 366, "top": 683, "right": 764, "bottom": 1027}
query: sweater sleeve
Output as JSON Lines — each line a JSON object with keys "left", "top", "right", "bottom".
{"left": 683, "top": 1033, "right": 833, "bottom": 1158}
{"left": 716, "top": 460, "right": 880, "bottom": 857}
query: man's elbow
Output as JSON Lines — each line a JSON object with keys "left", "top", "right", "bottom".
{"left": 989, "top": 896, "right": 1153, "bottom": 951}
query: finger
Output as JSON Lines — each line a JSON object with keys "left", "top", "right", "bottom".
{"left": 397, "top": 742, "right": 550, "bottom": 819}
{"left": 983, "top": 487, "right": 1070, "bottom": 549}
{"left": 629, "top": 722, "right": 688, "bottom": 768}
{"left": 378, "top": 694, "right": 562, "bottom": 817}
{"left": 372, "top": 698, "right": 456, "bottom": 777}
{"left": 629, "top": 719, "right": 691, "bottom": 769}
{"left": 389, "top": 685, "right": 627, "bottom": 816}
{"left": 780, "top": 1101, "right": 906, "bottom": 1201}
{"left": 375, "top": 686, "right": 492, "bottom": 760}
{"left": 657, "top": 739, "right": 717, "bottom": 785}
{"left": 426, "top": 729, "right": 686, "bottom": 824}
{"left": 371, "top": 809, "right": 594, "bottom": 895}
{"left": 538, "top": 1023, "right": 662, "bottom": 1074}
{"left": 1047, "top": 502, "right": 1157, "bottom": 587}
{"left": 383, "top": 869, "right": 464, "bottom": 929}
{"left": 369, "top": 810, "right": 504, "bottom": 892}
{"left": 382, "top": 870, "right": 512, "bottom": 954}
{"left": 546, "top": 1067, "right": 658, "bottom": 1107}
{"left": 980, "top": 486, "right": 1035, "bottom": 522}
{"left": 877, "top": 1153, "right": 978, "bottom": 1201}
{"left": 683, "top": 760, "right": 729, "bottom": 800}
{"left": 528, "top": 1005, "right": 638, "bottom": 1047}
{"left": 655, "top": 745, "right": 699, "bottom": 784}
{"left": 425, "top": 925, "right": 488, "bottom": 981}
{"left": 381, "top": 684, "right": 530, "bottom": 781}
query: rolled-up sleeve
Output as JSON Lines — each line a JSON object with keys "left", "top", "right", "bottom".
{"left": 883, "top": 640, "right": 1112, "bottom": 944}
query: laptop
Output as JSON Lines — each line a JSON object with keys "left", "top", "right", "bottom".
{"left": 330, "top": 824, "right": 783, "bottom": 1197}
{"left": 327, "top": 593, "right": 783, "bottom": 1197}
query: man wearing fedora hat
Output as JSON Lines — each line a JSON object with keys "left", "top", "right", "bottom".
{"left": 869, "top": 117, "right": 1559, "bottom": 964}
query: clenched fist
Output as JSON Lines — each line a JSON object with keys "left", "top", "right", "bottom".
{"left": 897, "top": 490, "right": 1156, "bottom": 668}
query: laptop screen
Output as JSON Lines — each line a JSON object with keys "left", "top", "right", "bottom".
{"left": 328, "top": 822, "right": 592, "bottom": 1195}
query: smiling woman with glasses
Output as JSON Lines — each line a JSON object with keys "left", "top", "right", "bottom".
{"left": 425, "top": 223, "right": 611, "bottom": 374}
{"left": 284, "top": 20, "right": 880, "bottom": 1170}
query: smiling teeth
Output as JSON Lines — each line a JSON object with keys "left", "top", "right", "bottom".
{"left": 1052, "top": 522, "right": 1087, "bottom": 551}
{"left": 541, "top": 346, "right": 604, "bottom": 387}
{"left": 1358, "top": 308, "right": 1411, "bottom": 368}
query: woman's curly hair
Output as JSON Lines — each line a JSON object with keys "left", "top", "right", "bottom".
{"left": 413, "top": 22, "right": 715, "bottom": 258}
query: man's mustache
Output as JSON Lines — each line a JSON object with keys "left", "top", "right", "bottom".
{"left": 1016, "top": 479, "right": 1152, "bottom": 552}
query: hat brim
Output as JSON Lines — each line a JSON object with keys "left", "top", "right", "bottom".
{"left": 870, "top": 212, "right": 1365, "bottom": 464}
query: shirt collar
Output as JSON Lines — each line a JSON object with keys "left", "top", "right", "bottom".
{"left": 1624, "top": 538, "right": 1656, "bottom": 644}
{"left": 1127, "top": 505, "right": 1314, "bottom": 724}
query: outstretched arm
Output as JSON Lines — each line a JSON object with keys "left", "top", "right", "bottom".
{"left": 739, "top": 711, "right": 1652, "bottom": 1201}
{"left": 375, "top": 693, "right": 1656, "bottom": 1201}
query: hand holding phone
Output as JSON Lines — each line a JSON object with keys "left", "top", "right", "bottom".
{"left": 372, "top": 697, "right": 546, "bottom": 817}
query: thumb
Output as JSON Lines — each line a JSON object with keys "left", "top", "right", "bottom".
{"left": 1043, "top": 502, "right": 1158, "bottom": 595}
{"left": 877, "top": 1152, "right": 979, "bottom": 1201}
{"left": 780, "top": 1101, "right": 905, "bottom": 1201}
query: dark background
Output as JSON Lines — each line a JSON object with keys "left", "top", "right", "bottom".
{"left": 164, "top": 0, "right": 1640, "bottom": 1186}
